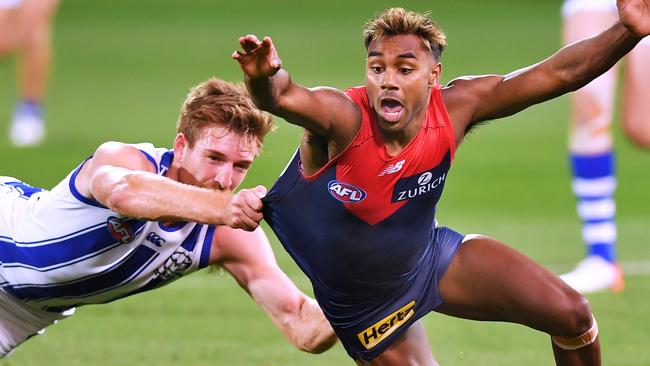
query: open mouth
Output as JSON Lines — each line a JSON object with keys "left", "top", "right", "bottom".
{"left": 379, "top": 98, "right": 404, "bottom": 123}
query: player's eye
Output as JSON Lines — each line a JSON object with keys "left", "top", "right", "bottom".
{"left": 370, "top": 66, "right": 384, "bottom": 74}
{"left": 399, "top": 67, "right": 413, "bottom": 75}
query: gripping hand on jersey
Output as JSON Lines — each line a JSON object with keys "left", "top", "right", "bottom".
{"left": 232, "top": 34, "right": 282, "bottom": 79}
{"left": 227, "top": 185, "right": 267, "bottom": 231}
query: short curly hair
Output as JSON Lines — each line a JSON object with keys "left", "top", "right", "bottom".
{"left": 363, "top": 7, "right": 447, "bottom": 61}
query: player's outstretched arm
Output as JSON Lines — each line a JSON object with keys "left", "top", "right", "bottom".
{"left": 213, "top": 227, "right": 338, "bottom": 353}
{"left": 233, "top": 34, "right": 360, "bottom": 142}
{"left": 445, "top": 0, "right": 649, "bottom": 135}
{"left": 77, "top": 142, "right": 264, "bottom": 231}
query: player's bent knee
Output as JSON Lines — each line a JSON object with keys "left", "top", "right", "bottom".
{"left": 551, "top": 315, "right": 598, "bottom": 351}
{"left": 549, "top": 288, "right": 593, "bottom": 337}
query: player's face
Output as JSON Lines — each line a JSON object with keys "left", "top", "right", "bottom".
{"left": 174, "top": 125, "right": 258, "bottom": 191}
{"left": 365, "top": 34, "right": 441, "bottom": 137}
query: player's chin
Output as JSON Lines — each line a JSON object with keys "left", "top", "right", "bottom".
{"left": 378, "top": 117, "right": 406, "bottom": 132}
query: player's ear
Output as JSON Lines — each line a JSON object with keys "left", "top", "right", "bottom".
{"left": 429, "top": 62, "right": 442, "bottom": 88}
{"left": 173, "top": 133, "right": 188, "bottom": 161}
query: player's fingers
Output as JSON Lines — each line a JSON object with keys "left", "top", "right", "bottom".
{"left": 245, "top": 34, "right": 260, "bottom": 44}
{"left": 271, "top": 59, "right": 282, "bottom": 70}
{"left": 241, "top": 190, "right": 264, "bottom": 212}
{"left": 260, "top": 37, "right": 281, "bottom": 68}
{"left": 241, "top": 34, "right": 262, "bottom": 52}
{"left": 253, "top": 185, "right": 267, "bottom": 199}
{"left": 235, "top": 205, "right": 263, "bottom": 231}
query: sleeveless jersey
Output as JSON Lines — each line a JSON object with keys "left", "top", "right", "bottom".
{"left": 0, "top": 144, "right": 215, "bottom": 313}
{"left": 264, "top": 86, "right": 456, "bottom": 328}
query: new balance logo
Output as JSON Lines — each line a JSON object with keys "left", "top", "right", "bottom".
{"left": 378, "top": 160, "right": 405, "bottom": 176}
{"left": 357, "top": 300, "right": 416, "bottom": 349}
{"left": 146, "top": 232, "right": 166, "bottom": 247}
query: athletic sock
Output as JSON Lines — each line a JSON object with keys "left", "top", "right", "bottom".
{"left": 14, "top": 100, "right": 44, "bottom": 120}
{"left": 570, "top": 151, "right": 617, "bottom": 263}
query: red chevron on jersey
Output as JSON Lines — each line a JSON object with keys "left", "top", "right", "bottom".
{"left": 307, "top": 86, "right": 456, "bottom": 225}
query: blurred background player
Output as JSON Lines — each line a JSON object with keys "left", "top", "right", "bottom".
{"left": 0, "top": 0, "right": 60, "bottom": 147}
{"left": 559, "top": 0, "right": 650, "bottom": 293}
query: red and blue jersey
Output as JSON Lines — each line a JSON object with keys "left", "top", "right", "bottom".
{"left": 263, "top": 85, "right": 456, "bottom": 340}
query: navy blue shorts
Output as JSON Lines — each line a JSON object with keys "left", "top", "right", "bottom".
{"left": 326, "top": 226, "right": 465, "bottom": 361}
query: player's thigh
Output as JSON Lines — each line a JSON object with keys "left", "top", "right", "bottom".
{"left": 564, "top": 10, "right": 619, "bottom": 129}
{"left": 621, "top": 41, "right": 650, "bottom": 147}
{"left": 0, "top": 6, "right": 22, "bottom": 54}
{"left": 355, "top": 320, "right": 438, "bottom": 366}
{"left": 21, "top": 0, "right": 59, "bottom": 22}
{"left": 435, "top": 236, "right": 591, "bottom": 336}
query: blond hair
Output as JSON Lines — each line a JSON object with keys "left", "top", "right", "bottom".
{"left": 363, "top": 8, "right": 447, "bottom": 60}
{"left": 177, "top": 78, "right": 274, "bottom": 148}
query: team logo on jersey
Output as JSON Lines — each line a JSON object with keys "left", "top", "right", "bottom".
{"left": 391, "top": 151, "right": 451, "bottom": 203}
{"left": 107, "top": 216, "right": 134, "bottom": 244}
{"left": 357, "top": 300, "right": 416, "bottom": 350}
{"left": 328, "top": 180, "right": 367, "bottom": 204}
{"left": 378, "top": 159, "right": 406, "bottom": 176}
{"left": 153, "top": 248, "right": 193, "bottom": 281}
{"left": 146, "top": 232, "right": 166, "bottom": 247}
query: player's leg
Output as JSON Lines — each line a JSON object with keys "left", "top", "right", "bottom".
{"left": 436, "top": 236, "right": 599, "bottom": 366}
{"left": 9, "top": 0, "right": 59, "bottom": 147}
{"left": 620, "top": 38, "right": 650, "bottom": 148}
{"left": 560, "top": 2, "right": 622, "bottom": 293}
{"left": 354, "top": 320, "right": 438, "bottom": 366}
{"left": 0, "top": 1, "right": 24, "bottom": 55}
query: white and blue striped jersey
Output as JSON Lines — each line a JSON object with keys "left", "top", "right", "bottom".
{"left": 0, "top": 143, "right": 216, "bottom": 313}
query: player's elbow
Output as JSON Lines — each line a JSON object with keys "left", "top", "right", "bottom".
{"left": 92, "top": 172, "right": 139, "bottom": 216}
{"left": 296, "top": 332, "right": 338, "bottom": 354}
{"left": 289, "top": 297, "right": 337, "bottom": 354}
{"left": 104, "top": 180, "right": 136, "bottom": 214}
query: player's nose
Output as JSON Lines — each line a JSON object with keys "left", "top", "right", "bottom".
{"left": 213, "top": 167, "right": 233, "bottom": 191}
{"left": 381, "top": 69, "right": 398, "bottom": 90}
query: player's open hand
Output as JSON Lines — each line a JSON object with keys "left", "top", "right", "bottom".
{"left": 227, "top": 185, "right": 267, "bottom": 231}
{"left": 232, "top": 35, "right": 282, "bottom": 79}
{"left": 618, "top": 0, "right": 650, "bottom": 37}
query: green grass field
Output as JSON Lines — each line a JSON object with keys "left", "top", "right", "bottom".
{"left": 1, "top": 0, "right": 649, "bottom": 364}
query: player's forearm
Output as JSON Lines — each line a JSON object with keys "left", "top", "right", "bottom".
{"left": 245, "top": 69, "right": 323, "bottom": 129}
{"left": 95, "top": 169, "right": 230, "bottom": 225}
{"left": 541, "top": 22, "right": 640, "bottom": 97}
{"left": 247, "top": 273, "right": 337, "bottom": 353}
{"left": 478, "top": 22, "right": 643, "bottom": 122}
{"left": 245, "top": 69, "right": 293, "bottom": 115}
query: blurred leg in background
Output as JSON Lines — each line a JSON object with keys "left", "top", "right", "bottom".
{"left": 560, "top": 0, "right": 650, "bottom": 293}
{"left": 0, "top": 0, "right": 60, "bottom": 147}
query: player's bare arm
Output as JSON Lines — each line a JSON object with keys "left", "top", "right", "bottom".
{"left": 443, "top": 0, "right": 649, "bottom": 138}
{"left": 233, "top": 34, "right": 361, "bottom": 153}
{"left": 76, "top": 142, "right": 264, "bottom": 230}
{"left": 211, "top": 227, "right": 338, "bottom": 353}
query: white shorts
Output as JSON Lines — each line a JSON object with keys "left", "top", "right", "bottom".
{"left": 0, "top": 0, "right": 21, "bottom": 9}
{"left": 562, "top": 0, "right": 616, "bottom": 17}
{"left": 0, "top": 288, "right": 73, "bottom": 358}
{"left": 1, "top": 178, "right": 73, "bottom": 358}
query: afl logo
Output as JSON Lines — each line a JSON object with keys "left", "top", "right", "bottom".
{"left": 328, "top": 180, "right": 367, "bottom": 204}
{"left": 107, "top": 216, "right": 134, "bottom": 244}
{"left": 418, "top": 172, "right": 433, "bottom": 186}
